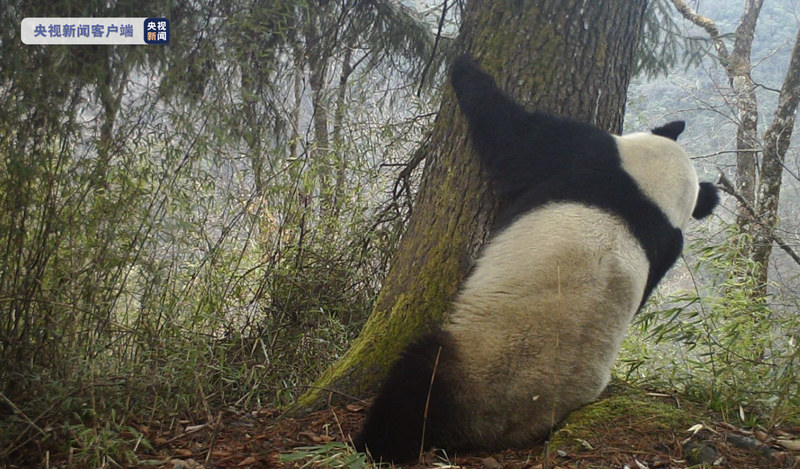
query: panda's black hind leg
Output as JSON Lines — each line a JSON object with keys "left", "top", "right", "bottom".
{"left": 353, "top": 330, "right": 461, "bottom": 463}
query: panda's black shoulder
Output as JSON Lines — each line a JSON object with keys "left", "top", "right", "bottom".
{"left": 490, "top": 112, "right": 623, "bottom": 228}
{"left": 449, "top": 57, "right": 640, "bottom": 231}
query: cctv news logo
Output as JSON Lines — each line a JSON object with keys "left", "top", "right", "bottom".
{"left": 21, "top": 18, "right": 169, "bottom": 45}
{"left": 144, "top": 18, "right": 169, "bottom": 44}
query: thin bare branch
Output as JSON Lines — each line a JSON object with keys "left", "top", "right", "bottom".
{"left": 717, "top": 173, "right": 800, "bottom": 267}
{"left": 669, "top": 0, "right": 730, "bottom": 62}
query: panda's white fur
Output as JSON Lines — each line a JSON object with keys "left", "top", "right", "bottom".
{"left": 447, "top": 203, "right": 649, "bottom": 445}
{"left": 615, "top": 133, "right": 699, "bottom": 229}
{"left": 353, "top": 57, "right": 719, "bottom": 463}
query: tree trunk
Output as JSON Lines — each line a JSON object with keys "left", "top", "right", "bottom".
{"left": 731, "top": 0, "right": 763, "bottom": 237}
{"left": 304, "top": 4, "right": 334, "bottom": 230}
{"left": 289, "top": 0, "right": 648, "bottom": 415}
{"left": 751, "top": 26, "right": 800, "bottom": 292}
{"left": 332, "top": 46, "right": 354, "bottom": 220}
{"left": 668, "top": 0, "right": 763, "bottom": 233}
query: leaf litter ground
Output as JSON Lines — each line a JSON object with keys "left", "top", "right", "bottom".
{"left": 126, "top": 391, "right": 800, "bottom": 469}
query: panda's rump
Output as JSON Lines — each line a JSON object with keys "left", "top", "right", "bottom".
{"left": 445, "top": 203, "right": 648, "bottom": 443}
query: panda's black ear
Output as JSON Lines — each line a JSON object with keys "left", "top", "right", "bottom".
{"left": 692, "top": 181, "right": 720, "bottom": 219}
{"left": 652, "top": 121, "right": 686, "bottom": 140}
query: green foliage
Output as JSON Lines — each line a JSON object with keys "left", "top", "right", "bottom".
{"left": 635, "top": 0, "right": 710, "bottom": 78}
{"left": 619, "top": 225, "right": 800, "bottom": 427}
{"left": 0, "top": 374, "right": 153, "bottom": 467}
{"left": 61, "top": 418, "right": 151, "bottom": 468}
{"left": 0, "top": 0, "right": 437, "bottom": 465}
{"left": 280, "top": 442, "right": 370, "bottom": 469}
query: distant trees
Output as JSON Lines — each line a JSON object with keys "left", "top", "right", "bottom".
{"left": 0, "top": 0, "right": 440, "bottom": 464}
{"left": 613, "top": 0, "right": 800, "bottom": 427}
{"left": 669, "top": 0, "right": 800, "bottom": 296}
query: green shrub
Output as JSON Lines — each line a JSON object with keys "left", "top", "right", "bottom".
{"left": 619, "top": 226, "right": 800, "bottom": 426}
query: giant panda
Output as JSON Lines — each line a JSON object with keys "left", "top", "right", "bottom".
{"left": 353, "top": 56, "right": 720, "bottom": 463}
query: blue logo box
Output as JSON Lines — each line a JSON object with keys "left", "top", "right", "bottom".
{"left": 144, "top": 17, "right": 169, "bottom": 44}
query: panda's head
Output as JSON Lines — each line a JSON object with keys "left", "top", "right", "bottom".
{"left": 615, "top": 120, "right": 719, "bottom": 230}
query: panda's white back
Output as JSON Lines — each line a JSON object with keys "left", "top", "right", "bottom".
{"left": 445, "top": 202, "right": 648, "bottom": 445}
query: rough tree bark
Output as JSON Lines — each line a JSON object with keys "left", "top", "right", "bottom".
{"left": 670, "top": 0, "right": 800, "bottom": 295}
{"left": 304, "top": 6, "right": 334, "bottom": 219}
{"left": 751, "top": 27, "right": 800, "bottom": 283}
{"left": 731, "top": 0, "right": 764, "bottom": 234}
{"left": 289, "top": 0, "right": 648, "bottom": 414}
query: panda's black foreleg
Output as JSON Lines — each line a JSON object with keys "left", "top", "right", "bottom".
{"left": 353, "top": 330, "right": 461, "bottom": 463}
{"left": 450, "top": 55, "right": 502, "bottom": 124}
{"left": 450, "top": 55, "right": 528, "bottom": 161}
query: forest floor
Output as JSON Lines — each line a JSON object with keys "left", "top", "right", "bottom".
{"left": 126, "top": 391, "right": 800, "bottom": 469}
